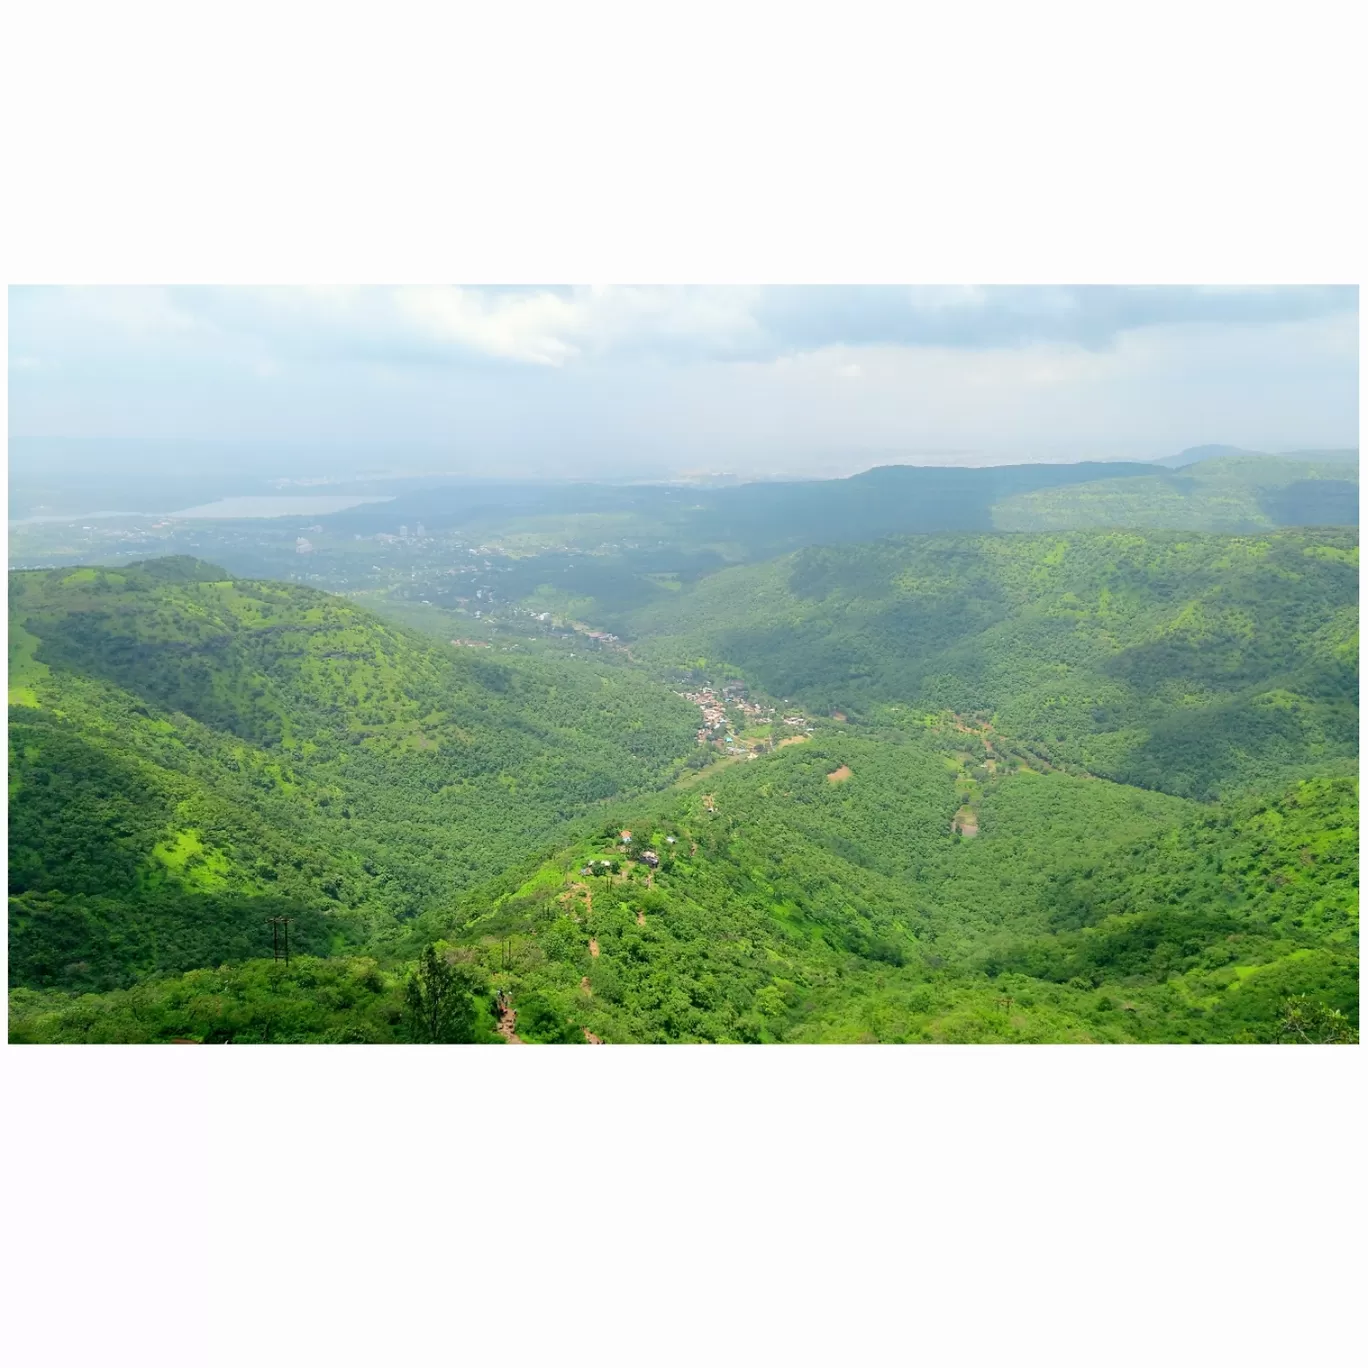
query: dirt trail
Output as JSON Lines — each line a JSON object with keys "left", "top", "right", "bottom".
{"left": 562, "top": 880, "right": 592, "bottom": 918}
{"left": 636, "top": 910, "right": 646, "bottom": 926}
{"left": 497, "top": 1002, "right": 523, "bottom": 1044}
{"left": 580, "top": 975, "right": 593, "bottom": 995}
{"left": 589, "top": 938, "right": 600, "bottom": 958}
{"left": 583, "top": 1028, "right": 603, "bottom": 1044}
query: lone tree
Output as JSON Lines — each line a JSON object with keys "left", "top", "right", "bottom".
{"left": 1279, "top": 995, "right": 1358, "bottom": 1044}
{"left": 405, "top": 945, "right": 480, "bottom": 1043}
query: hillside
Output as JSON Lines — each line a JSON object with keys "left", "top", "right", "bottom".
{"left": 618, "top": 529, "right": 1359, "bottom": 802}
{"left": 9, "top": 558, "right": 698, "bottom": 990}
{"left": 993, "top": 455, "right": 1358, "bottom": 532}
{"left": 1153, "top": 444, "right": 1357, "bottom": 470}
{"left": 13, "top": 726, "right": 1356, "bottom": 1043}
{"left": 9, "top": 540, "right": 1358, "bottom": 1044}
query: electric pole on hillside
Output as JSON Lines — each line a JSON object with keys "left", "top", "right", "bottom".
{"left": 268, "top": 915, "right": 293, "bottom": 966}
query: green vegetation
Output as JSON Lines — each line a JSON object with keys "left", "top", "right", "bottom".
{"left": 9, "top": 557, "right": 698, "bottom": 992}
{"left": 9, "top": 526, "right": 1357, "bottom": 1043}
{"left": 620, "top": 529, "right": 1359, "bottom": 802}
{"left": 993, "top": 455, "right": 1358, "bottom": 532}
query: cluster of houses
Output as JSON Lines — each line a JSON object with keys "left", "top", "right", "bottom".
{"left": 678, "top": 682, "right": 777, "bottom": 745}
{"left": 579, "top": 830, "right": 680, "bottom": 878}
{"left": 680, "top": 685, "right": 731, "bottom": 742}
{"left": 677, "top": 681, "right": 817, "bottom": 754}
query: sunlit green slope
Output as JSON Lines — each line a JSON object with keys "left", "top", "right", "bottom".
{"left": 16, "top": 724, "right": 1351, "bottom": 1043}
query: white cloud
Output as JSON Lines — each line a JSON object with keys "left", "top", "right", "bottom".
{"left": 393, "top": 287, "right": 583, "bottom": 366}
{"left": 7, "top": 286, "right": 1357, "bottom": 470}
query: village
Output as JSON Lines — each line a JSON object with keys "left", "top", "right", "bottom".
{"left": 677, "top": 679, "right": 814, "bottom": 757}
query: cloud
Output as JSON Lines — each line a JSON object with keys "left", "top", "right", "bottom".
{"left": 749, "top": 284, "right": 1358, "bottom": 354}
{"left": 8, "top": 286, "right": 1356, "bottom": 472}
{"left": 15, "top": 285, "right": 1356, "bottom": 377}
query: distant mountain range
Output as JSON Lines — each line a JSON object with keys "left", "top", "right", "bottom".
{"left": 1155, "top": 444, "right": 1359, "bottom": 469}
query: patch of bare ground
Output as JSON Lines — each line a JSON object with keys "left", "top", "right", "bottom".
{"left": 636, "top": 909, "right": 646, "bottom": 926}
{"left": 827, "top": 765, "right": 853, "bottom": 783}
{"left": 776, "top": 734, "right": 809, "bottom": 748}
{"left": 952, "top": 808, "right": 979, "bottom": 837}
{"left": 831, "top": 711, "right": 848, "bottom": 722}
{"left": 580, "top": 976, "right": 593, "bottom": 995}
{"left": 589, "top": 938, "right": 600, "bottom": 958}
{"left": 583, "top": 1028, "right": 603, "bottom": 1044}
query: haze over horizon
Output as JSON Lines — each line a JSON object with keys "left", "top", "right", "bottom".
{"left": 8, "top": 285, "right": 1358, "bottom": 487}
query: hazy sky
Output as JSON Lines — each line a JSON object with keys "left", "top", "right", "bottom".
{"left": 8, "top": 285, "right": 1358, "bottom": 477}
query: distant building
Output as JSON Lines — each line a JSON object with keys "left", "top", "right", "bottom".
{"left": 400, "top": 525, "right": 409, "bottom": 538}
{"left": 640, "top": 850, "right": 660, "bottom": 868}
{"left": 416, "top": 522, "right": 426, "bottom": 537}
{"left": 295, "top": 538, "right": 314, "bottom": 554}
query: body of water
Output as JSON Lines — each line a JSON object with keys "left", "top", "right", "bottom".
{"left": 166, "top": 494, "right": 394, "bottom": 519}
{"left": 10, "top": 494, "right": 393, "bottom": 525}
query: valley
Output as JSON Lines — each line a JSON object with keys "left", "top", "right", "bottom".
{"left": 7, "top": 469, "right": 1359, "bottom": 1044}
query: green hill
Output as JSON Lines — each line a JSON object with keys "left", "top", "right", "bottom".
{"left": 992, "top": 455, "right": 1358, "bottom": 532}
{"left": 8, "top": 558, "right": 698, "bottom": 991}
{"left": 619, "top": 528, "right": 1359, "bottom": 802}
{"left": 14, "top": 726, "right": 1354, "bottom": 1043}
{"left": 9, "top": 541, "right": 1357, "bottom": 1043}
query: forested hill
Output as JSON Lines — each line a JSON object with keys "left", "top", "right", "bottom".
{"left": 9, "top": 542, "right": 1358, "bottom": 1044}
{"left": 9, "top": 558, "right": 698, "bottom": 990}
{"left": 319, "top": 455, "right": 1355, "bottom": 558}
{"left": 622, "top": 528, "right": 1359, "bottom": 802}
{"left": 993, "top": 454, "right": 1359, "bottom": 532}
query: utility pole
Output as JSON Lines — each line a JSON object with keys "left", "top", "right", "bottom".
{"left": 268, "top": 915, "right": 294, "bottom": 966}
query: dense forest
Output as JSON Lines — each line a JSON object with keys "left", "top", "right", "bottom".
{"left": 8, "top": 526, "right": 1358, "bottom": 1043}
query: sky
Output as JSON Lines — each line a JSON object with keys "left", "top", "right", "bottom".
{"left": 8, "top": 285, "right": 1359, "bottom": 479}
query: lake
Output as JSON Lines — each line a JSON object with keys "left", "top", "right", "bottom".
{"left": 165, "top": 495, "right": 394, "bottom": 519}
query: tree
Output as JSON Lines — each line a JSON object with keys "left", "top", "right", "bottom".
{"left": 404, "top": 945, "right": 479, "bottom": 1043}
{"left": 1278, "top": 995, "right": 1359, "bottom": 1044}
